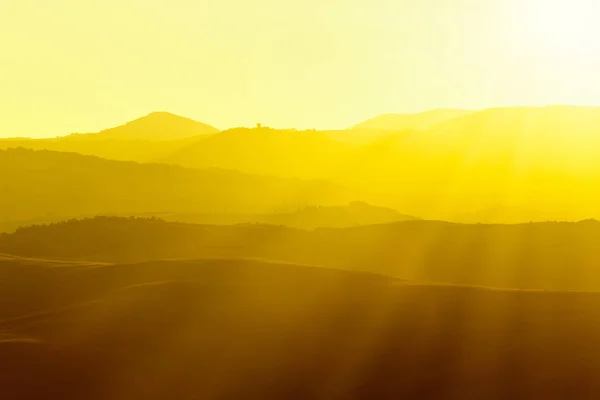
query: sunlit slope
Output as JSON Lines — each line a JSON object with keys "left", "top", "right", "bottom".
{"left": 325, "top": 109, "right": 472, "bottom": 144}
{"left": 0, "top": 149, "right": 359, "bottom": 223}
{"left": 5, "top": 217, "right": 600, "bottom": 291}
{"left": 3, "top": 255, "right": 600, "bottom": 399}
{"left": 330, "top": 106, "right": 600, "bottom": 220}
{"left": 425, "top": 105, "right": 600, "bottom": 168}
{"left": 421, "top": 106, "right": 600, "bottom": 217}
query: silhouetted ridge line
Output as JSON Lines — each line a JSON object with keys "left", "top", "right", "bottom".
{"left": 70, "top": 111, "right": 219, "bottom": 141}
{"left": 3, "top": 216, "right": 600, "bottom": 291}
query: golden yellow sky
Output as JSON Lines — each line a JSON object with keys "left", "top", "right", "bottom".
{"left": 2, "top": 0, "right": 600, "bottom": 137}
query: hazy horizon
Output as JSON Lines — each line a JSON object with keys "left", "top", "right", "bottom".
{"left": 6, "top": 1, "right": 600, "bottom": 398}
{"left": 6, "top": 104, "right": 600, "bottom": 139}
{"left": 4, "top": 0, "right": 600, "bottom": 137}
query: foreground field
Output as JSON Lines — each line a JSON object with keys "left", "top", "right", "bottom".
{"left": 3, "top": 256, "right": 600, "bottom": 399}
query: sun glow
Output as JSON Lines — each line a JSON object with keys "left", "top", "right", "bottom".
{"left": 527, "top": 0, "right": 600, "bottom": 54}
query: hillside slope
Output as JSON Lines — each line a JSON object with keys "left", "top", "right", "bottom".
{"left": 0, "top": 148, "right": 360, "bottom": 223}
{"left": 4, "top": 217, "right": 600, "bottom": 291}
{"left": 0, "top": 112, "right": 218, "bottom": 162}
{"left": 3, "top": 256, "right": 600, "bottom": 399}
{"left": 163, "top": 126, "right": 351, "bottom": 178}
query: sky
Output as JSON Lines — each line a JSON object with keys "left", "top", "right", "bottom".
{"left": 2, "top": 0, "right": 600, "bottom": 137}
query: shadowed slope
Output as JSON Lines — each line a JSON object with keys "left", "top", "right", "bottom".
{"left": 3, "top": 256, "right": 600, "bottom": 399}
{"left": 5, "top": 217, "right": 600, "bottom": 291}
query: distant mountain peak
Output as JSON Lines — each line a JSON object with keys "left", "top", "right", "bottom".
{"left": 138, "top": 111, "right": 189, "bottom": 120}
{"left": 74, "top": 112, "right": 219, "bottom": 141}
{"left": 146, "top": 111, "right": 177, "bottom": 116}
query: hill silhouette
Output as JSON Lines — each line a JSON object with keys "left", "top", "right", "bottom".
{"left": 0, "top": 148, "right": 362, "bottom": 225}
{"left": 70, "top": 111, "right": 219, "bottom": 141}
{"left": 156, "top": 106, "right": 600, "bottom": 221}
{"left": 0, "top": 112, "right": 218, "bottom": 163}
{"left": 5, "top": 216, "right": 600, "bottom": 291}
{"left": 3, "top": 254, "right": 600, "bottom": 399}
{"left": 0, "top": 135, "right": 201, "bottom": 163}
{"left": 6, "top": 107, "right": 600, "bottom": 222}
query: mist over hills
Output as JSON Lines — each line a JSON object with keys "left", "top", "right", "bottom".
{"left": 4, "top": 106, "right": 600, "bottom": 222}
{"left": 6, "top": 106, "right": 600, "bottom": 398}
{"left": 327, "top": 106, "right": 600, "bottom": 220}
{"left": 161, "top": 126, "right": 351, "bottom": 177}
{"left": 425, "top": 105, "right": 600, "bottom": 166}
{"left": 8, "top": 0, "right": 600, "bottom": 394}
{"left": 0, "top": 148, "right": 362, "bottom": 225}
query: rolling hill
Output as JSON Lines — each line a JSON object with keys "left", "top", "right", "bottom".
{"left": 0, "top": 148, "right": 363, "bottom": 225}
{"left": 326, "top": 106, "right": 600, "bottom": 220}
{"left": 69, "top": 111, "right": 219, "bottom": 141}
{"left": 5, "top": 217, "right": 600, "bottom": 291}
{"left": 0, "top": 112, "right": 218, "bottom": 163}
{"left": 5, "top": 107, "right": 600, "bottom": 222}
{"left": 3, "top": 254, "right": 600, "bottom": 399}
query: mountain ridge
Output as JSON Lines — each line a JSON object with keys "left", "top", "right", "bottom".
{"left": 68, "top": 111, "right": 219, "bottom": 141}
